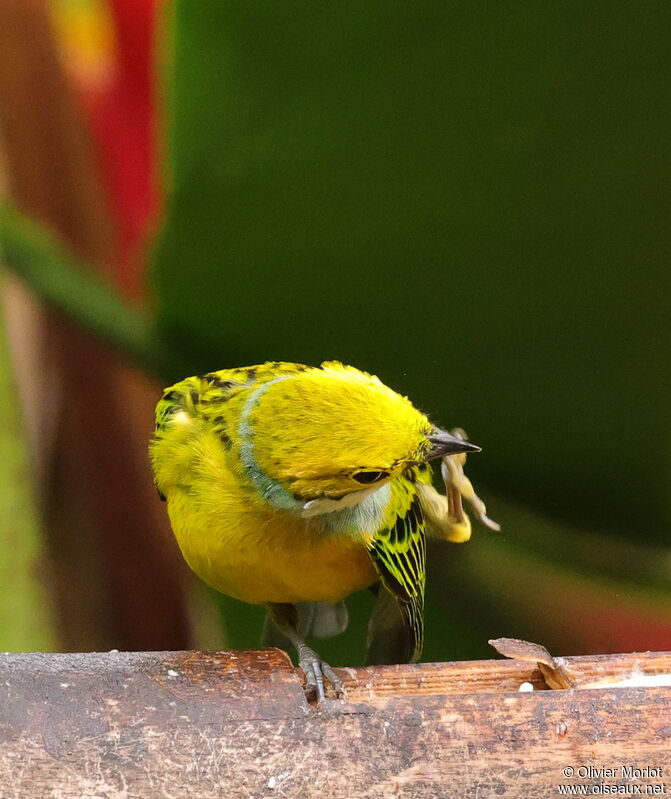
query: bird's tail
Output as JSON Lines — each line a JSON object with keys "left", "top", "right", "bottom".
{"left": 365, "top": 586, "right": 421, "bottom": 665}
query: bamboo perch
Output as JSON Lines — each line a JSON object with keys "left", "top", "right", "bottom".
{"left": 1, "top": 649, "right": 671, "bottom": 798}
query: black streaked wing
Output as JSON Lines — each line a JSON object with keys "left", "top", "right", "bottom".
{"left": 369, "top": 494, "right": 426, "bottom": 663}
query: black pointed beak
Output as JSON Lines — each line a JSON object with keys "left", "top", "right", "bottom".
{"left": 426, "top": 428, "right": 481, "bottom": 460}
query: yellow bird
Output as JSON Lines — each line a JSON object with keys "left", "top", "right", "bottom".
{"left": 150, "top": 361, "right": 496, "bottom": 698}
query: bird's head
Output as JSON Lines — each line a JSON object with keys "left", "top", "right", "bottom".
{"left": 240, "top": 362, "right": 478, "bottom": 510}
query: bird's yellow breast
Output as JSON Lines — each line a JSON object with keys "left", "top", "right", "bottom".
{"left": 168, "top": 489, "right": 377, "bottom": 605}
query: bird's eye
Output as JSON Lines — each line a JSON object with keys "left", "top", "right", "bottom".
{"left": 353, "top": 470, "right": 389, "bottom": 484}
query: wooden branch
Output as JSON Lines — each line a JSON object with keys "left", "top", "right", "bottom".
{"left": 2, "top": 649, "right": 671, "bottom": 798}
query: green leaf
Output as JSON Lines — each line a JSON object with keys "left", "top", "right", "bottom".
{"left": 0, "top": 205, "right": 189, "bottom": 382}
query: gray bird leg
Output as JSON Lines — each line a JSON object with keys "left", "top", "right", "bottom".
{"left": 266, "top": 603, "right": 343, "bottom": 701}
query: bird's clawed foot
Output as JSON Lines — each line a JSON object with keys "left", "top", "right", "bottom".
{"left": 297, "top": 643, "right": 343, "bottom": 701}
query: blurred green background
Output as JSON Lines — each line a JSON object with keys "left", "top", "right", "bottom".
{"left": 0, "top": 0, "right": 669, "bottom": 663}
